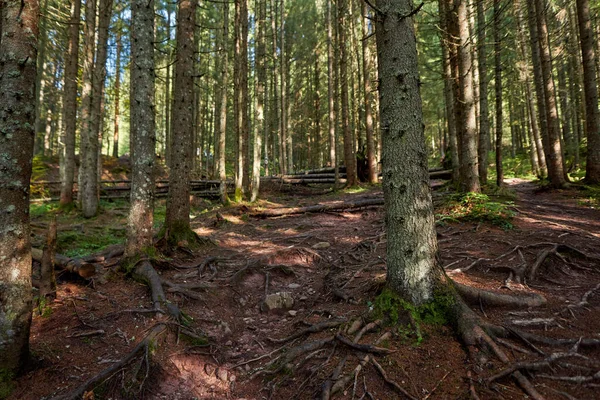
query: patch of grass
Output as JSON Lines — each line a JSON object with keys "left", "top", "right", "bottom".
{"left": 488, "top": 153, "right": 537, "bottom": 181}
{"left": 576, "top": 185, "right": 600, "bottom": 208}
{"left": 436, "top": 192, "right": 516, "bottom": 229}
{"left": 343, "top": 185, "right": 367, "bottom": 194}
{"left": 30, "top": 202, "right": 60, "bottom": 218}
{"left": 0, "top": 369, "right": 15, "bottom": 400}
{"left": 58, "top": 228, "right": 125, "bottom": 258}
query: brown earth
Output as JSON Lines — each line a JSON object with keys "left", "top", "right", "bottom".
{"left": 10, "top": 178, "right": 600, "bottom": 400}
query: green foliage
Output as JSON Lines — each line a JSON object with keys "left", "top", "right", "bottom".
{"left": 490, "top": 153, "right": 537, "bottom": 180}
{"left": 436, "top": 192, "right": 516, "bottom": 229}
{"left": 576, "top": 185, "right": 600, "bottom": 208}
{"left": 30, "top": 202, "right": 60, "bottom": 218}
{"left": 0, "top": 369, "right": 15, "bottom": 400}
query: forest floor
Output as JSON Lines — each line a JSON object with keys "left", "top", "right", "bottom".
{"left": 10, "top": 177, "right": 600, "bottom": 400}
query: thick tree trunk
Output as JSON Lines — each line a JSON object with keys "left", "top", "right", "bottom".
{"left": 60, "top": 0, "right": 81, "bottom": 207}
{"left": 252, "top": 0, "right": 266, "bottom": 202}
{"left": 112, "top": 28, "right": 121, "bottom": 158}
{"left": 457, "top": 0, "right": 480, "bottom": 192}
{"left": 127, "top": 0, "right": 156, "bottom": 256}
{"left": 165, "top": 0, "right": 195, "bottom": 241}
{"left": 0, "top": 0, "right": 39, "bottom": 379}
{"left": 338, "top": 0, "right": 358, "bottom": 186}
{"left": 376, "top": 0, "right": 445, "bottom": 305}
{"left": 576, "top": 0, "right": 600, "bottom": 183}
{"left": 216, "top": 2, "right": 229, "bottom": 204}
{"left": 534, "top": 0, "right": 567, "bottom": 187}
{"left": 494, "top": 0, "right": 503, "bottom": 187}
{"left": 234, "top": 0, "right": 249, "bottom": 199}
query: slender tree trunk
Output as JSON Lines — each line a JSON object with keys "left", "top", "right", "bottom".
{"left": 476, "top": 0, "right": 489, "bottom": 185}
{"left": 458, "top": 0, "right": 480, "bottom": 192}
{"left": 327, "top": 0, "right": 336, "bottom": 170}
{"left": 234, "top": 0, "right": 249, "bottom": 199}
{"left": 338, "top": 0, "right": 358, "bottom": 186}
{"left": 314, "top": 55, "right": 322, "bottom": 168}
{"left": 439, "top": 0, "right": 459, "bottom": 182}
{"left": 576, "top": 0, "right": 600, "bottom": 183}
{"left": 557, "top": 61, "right": 574, "bottom": 168}
{"left": 164, "top": 10, "right": 172, "bottom": 167}
{"left": 0, "top": 0, "right": 39, "bottom": 379}
{"left": 78, "top": 0, "right": 98, "bottom": 216}
{"left": 252, "top": 0, "right": 266, "bottom": 202}
{"left": 216, "top": 2, "right": 229, "bottom": 204}
{"left": 376, "top": 0, "right": 445, "bottom": 305}
{"left": 126, "top": 0, "right": 156, "bottom": 256}
{"left": 494, "top": 0, "right": 503, "bottom": 187}
{"left": 113, "top": 28, "right": 121, "bottom": 158}
{"left": 43, "top": 63, "right": 57, "bottom": 157}
{"left": 165, "top": 0, "right": 195, "bottom": 240}
{"left": 35, "top": 0, "right": 49, "bottom": 154}
{"left": 534, "top": 0, "right": 567, "bottom": 187}
{"left": 362, "top": 1, "right": 377, "bottom": 183}
{"left": 60, "top": 0, "right": 81, "bottom": 207}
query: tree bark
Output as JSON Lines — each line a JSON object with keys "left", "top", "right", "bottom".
{"left": 165, "top": 0, "right": 195, "bottom": 241}
{"left": 376, "top": 0, "right": 445, "bottom": 304}
{"left": 362, "top": 1, "right": 377, "bottom": 184}
{"left": 252, "top": 0, "right": 266, "bottom": 202}
{"left": 338, "top": 0, "right": 358, "bottom": 186}
{"left": 494, "top": 0, "right": 503, "bottom": 187}
{"left": 327, "top": 0, "right": 337, "bottom": 170}
{"left": 476, "top": 0, "right": 489, "bottom": 185}
{"left": 534, "top": 0, "right": 566, "bottom": 187}
{"left": 0, "top": 0, "right": 39, "bottom": 378}
{"left": 60, "top": 0, "right": 81, "bottom": 207}
{"left": 112, "top": 27, "right": 122, "bottom": 158}
{"left": 576, "top": 0, "right": 600, "bottom": 183}
{"left": 457, "top": 0, "right": 480, "bottom": 192}
{"left": 234, "top": 0, "right": 249, "bottom": 199}
{"left": 216, "top": 2, "right": 229, "bottom": 204}
{"left": 127, "top": 0, "right": 156, "bottom": 256}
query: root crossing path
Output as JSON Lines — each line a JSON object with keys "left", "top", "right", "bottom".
{"left": 13, "top": 179, "right": 600, "bottom": 400}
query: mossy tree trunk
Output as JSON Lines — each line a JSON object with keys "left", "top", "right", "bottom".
{"left": 215, "top": 1, "right": 229, "bottom": 205}
{"left": 59, "top": 0, "right": 81, "bottom": 207}
{"left": 375, "top": 0, "right": 447, "bottom": 305}
{"left": 126, "top": 0, "right": 156, "bottom": 256}
{"left": 0, "top": 0, "right": 39, "bottom": 382}
{"left": 165, "top": 0, "right": 195, "bottom": 242}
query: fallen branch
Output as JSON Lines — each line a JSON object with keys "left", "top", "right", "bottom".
{"left": 454, "top": 282, "right": 546, "bottom": 308}
{"left": 268, "top": 320, "right": 347, "bottom": 344}
{"left": 252, "top": 198, "right": 385, "bottom": 218}
{"left": 371, "top": 358, "right": 418, "bottom": 400}
{"left": 335, "top": 334, "right": 396, "bottom": 355}
{"left": 32, "top": 248, "right": 96, "bottom": 279}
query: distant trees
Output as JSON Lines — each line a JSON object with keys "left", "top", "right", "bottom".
{"left": 0, "top": 0, "right": 39, "bottom": 381}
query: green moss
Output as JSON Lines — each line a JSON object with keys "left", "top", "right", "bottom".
{"left": 436, "top": 192, "right": 516, "bottom": 230}
{"left": 372, "top": 287, "right": 456, "bottom": 344}
{"left": 58, "top": 228, "right": 125, "bottom": 258}
{"left": 233, "top": 188, "right": 244, "bottom": 203}
{"left": 0, "top": 369, "right": 15, "bottom": 400}
{"left": 158, "top": 221, "right": 213, "bottom": 249}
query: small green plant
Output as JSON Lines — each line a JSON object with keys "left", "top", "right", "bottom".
{"left": 0, "top": 369, "right": 15, "bottom": 400}
{"left": 437, "top": 192, "right": 516, "bottom": 229}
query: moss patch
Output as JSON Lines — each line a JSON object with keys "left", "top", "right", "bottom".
{"left": 0, "top": 369, "right": 15, "bottom": 400}
{"left": 436, "top": 192, "right": 516, "bottom": 230}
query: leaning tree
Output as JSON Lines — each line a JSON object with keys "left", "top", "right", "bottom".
{"left": 0, "top": 0, "right": 40, "bottom": 386}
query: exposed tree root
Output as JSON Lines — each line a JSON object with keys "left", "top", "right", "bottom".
{"left": 454, "top": 282, "right": 547, "bottom": 307}
{"left": 371, "top": 358, "right": 418, "bottom": 400}
{"left": 52, "top": 324, "right": 167, "bottom": 400}
{"left": 132, "top": 260, "right": 181, "bottom": 320}
{"left": 267, "top": 319, "right": 347, "bottom": 344}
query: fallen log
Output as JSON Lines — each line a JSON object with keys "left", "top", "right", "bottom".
{"left": 252, "top": 197, "right": 385, "bottom": 218}
{"left": 31, "top": 248, "right": 96, "bottom": 279}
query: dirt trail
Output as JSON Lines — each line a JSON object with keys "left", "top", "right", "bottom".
{"left": 11, "top": 180, "right": 600, "bottom": 400}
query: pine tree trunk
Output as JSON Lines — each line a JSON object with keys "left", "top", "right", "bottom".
{"left": 338, "top": 0, "right": 358, "bottom": 186}
{"left": 439, "top": 0, "right": 460, "bottom": 183}
{"left": 216, "top": 2, "right": 229, "bottom": 204}
{"left": 494, "top": 0, "right": 503, "bottom": 187}
{"left": 576, "top": 0, "right": 600, "bottom": 183}
{"left": 252, "top": 0, "right": 266, "bottom": 202}
{"left": 534, "top": 0, "right": 567, "bottom": 187}
{"left": 112, "top": 28, "right": 121, "bottom": 158}
{"left": 375, "top": 0, "right": 445, "bottom": 305}
{"left": 164, "top": 10, "right": 172, "bottom": 167}
{"left": 362, "top": 1, "right": 377, "bottom": 183}
{"left": 165, "top": 0, "right": 195, "bottom": 240}
{"left": 127, "top": 0, "right": 156, "bottom": 256}
{"left": 34, "top": 0, "right": 49, "bottom": 155}
{"left": 476, "top": 0, "right": 489, "bottom": 185}
{"left": 60, "top": 0, "right": 81, "bottom": 207}
{"left": 78, "top": 0, "right": 98, "bottom": 217}
{"left": 327, "top": 0, "right": 336, "bottom": 170}
{"left": 0, "top": 0, "right": 38, "bottom": 379}
{"left": 458, "top": 0, "right": 480, "bottom": 192}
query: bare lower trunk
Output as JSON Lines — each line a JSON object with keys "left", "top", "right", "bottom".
{"left": 60, "top": 0, "right": 81, "bottom": 207}
{"left": 362, "top": 2, "right": 377, "bottom": 184}
{"left": 165, "top": 0, "right": 195, "bottom": 240}
{"left": 112, "top": 28, "right": 122, "bottom": 158}
{"left": 126, "top": 0, "right": 156, "bottom": 256}
{"left": 476, "top": 0, "right": 489, "bottom": 185}
{"left": 0, "top": 0, "right": 39, "bottom": 379}
{"left": 327, "top": 0, "right": 336, "bottom": 170}
{"left": 252, "top": 0, "right": 266, "bottom": 202}
{"left": 494, "top": 0, "right": 503, "bottom": 187}
{"left": 216, "top": 2, "right": 229, "bottom": 204}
